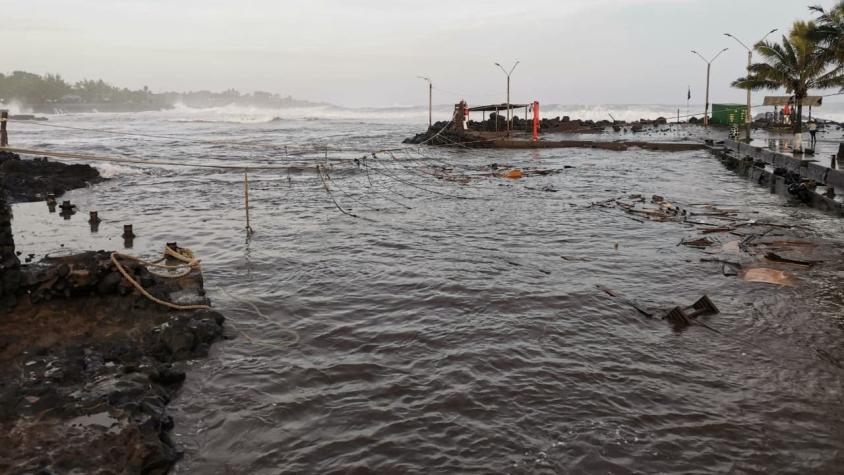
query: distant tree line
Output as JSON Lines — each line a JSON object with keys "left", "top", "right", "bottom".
{"left": 0, "top": 71, "right": 161, "bottom": 107}
{"left": 0, "top": 70, "right": 318, "bottom": 109}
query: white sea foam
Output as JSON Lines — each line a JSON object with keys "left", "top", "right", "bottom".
{"left": 93, "top": 162, "right": 144, "bottom": 178}
{"left": 143, "top": 101, "right": 844, "bottom": 125}
{"left": 4, "top": 100, "right": 33, "bottom": 115}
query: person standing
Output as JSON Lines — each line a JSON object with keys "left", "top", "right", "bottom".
{"left": 808, "top": 119, "right": 818, "bottom": 148}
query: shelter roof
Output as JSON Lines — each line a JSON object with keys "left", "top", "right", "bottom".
{"left": 468, "top": 103, "right": 530, "bottom": 112}
{"left": 762, "top": 96, "right": 822, "bottom": 107}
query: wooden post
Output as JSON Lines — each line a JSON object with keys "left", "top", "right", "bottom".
{"left": 244, "top": 170, "right": 253, "bottom": 235}
{"left": 1, "top": 110, "right": 8, "bottom": 147}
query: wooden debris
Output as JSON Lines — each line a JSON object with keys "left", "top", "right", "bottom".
{"left": 700, "top": 227, "right": 735, "bottom": 234}
{"left": 740, "top": 267, "right": 798, "bottom": 286}
{"left": 763, "top": 252, "right": 817, "bottom": 267}
{"left": 681, "top": 237, "right": 715, "bottom": 248}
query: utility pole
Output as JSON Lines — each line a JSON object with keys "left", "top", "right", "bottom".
{"left": 705, "top": 62, "right": 711, "bottom": 127}
{"left": 691, "top": 48, "right": 728, "bottom": 127}
{"left": 494, "top": 61, "right": 519, "bottom": 134}
{"left": 724, "top": 29, "right": 778, "bottom": 142}
{"left": 417, "top": 76, "right": 432, "bottom": 128}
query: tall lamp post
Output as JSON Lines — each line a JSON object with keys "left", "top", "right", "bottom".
{"left": 494, "top": 61, "right": 519, "bottom": 133}
{"left": 417, "top": 76, "right": 432, "bottom": 128}
{"left": 724, "top": 29, "right": 778, "bottom": 142}
{"left": 691, "top": 48, "right": 728, "bottom": 127}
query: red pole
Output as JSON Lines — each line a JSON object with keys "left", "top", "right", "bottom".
{"left": 532, "top": 101, "right": 540, "bottom": 142}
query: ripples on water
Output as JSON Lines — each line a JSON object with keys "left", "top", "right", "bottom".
{"left": 10, "top": 111, "right": 844, "bottom": 473}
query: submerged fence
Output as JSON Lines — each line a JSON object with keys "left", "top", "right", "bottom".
{"left": 0, "top": 114, "right": 486, "bottom": 237}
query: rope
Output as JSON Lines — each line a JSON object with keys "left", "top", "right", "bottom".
{"left": 218, "top": 287, "right": 300, "bottom": 347}
{"left": 0, "top": 146, "right": 308, "bottom": 170}
{"left": 111, "top": 246, "right": 212, "bottom": 311}
{"left": 122, "top": 246, "right": 200, "bottom": 279}
{"left": 366, "top": 154, "right": 474, "bottom": 200}
{"left": 317, "top": 164, "right": 360, "bottom": 218}
{"left": 321, "top": 168, "right": 390, "bottom": 212}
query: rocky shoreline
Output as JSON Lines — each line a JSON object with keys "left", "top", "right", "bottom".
{"left": 0, "top": 153, "right": 225, "bottom": 474}
{"left": 0, "top": 151, "right": 103, "bottom": 203}
{"left": 403, "top": 116, "right": 677, "bottom": 146}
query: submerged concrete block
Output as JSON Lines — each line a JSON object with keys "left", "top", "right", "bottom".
{"left": 772, "top": 154, "right": 788, "bottom": 169}
{"left": 759, "top": 150, "right": 776, "bottom": 164}
{"left": 806, "top": 163, "right": 830, "bottom": 184}
{"left": 782, "top": 156, "right": 803, "bottom": 172}
{"left": 827, "top": 168, "right": 844, "bottom": 191}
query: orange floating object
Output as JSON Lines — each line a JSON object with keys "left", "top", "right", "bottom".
{"left": 503, "top": 169, "right": 523, "bottom": 179}
{"left": 740, "top": 268, "right": 797, "bottom": 287}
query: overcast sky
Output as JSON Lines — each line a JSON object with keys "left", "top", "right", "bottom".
{"left": 3, "top": 0, "right": 841, "bottom": 107}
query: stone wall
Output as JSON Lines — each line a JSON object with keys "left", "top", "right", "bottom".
{"left": 0, "top": 183, "right": 20, "bottom": 309}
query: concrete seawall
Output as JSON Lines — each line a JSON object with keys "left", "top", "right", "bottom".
{"left": 720, "top": 139, "right": 844, "bottom": 194}
{"left": 707, "top": 139, "right": 844, "bottom": 216}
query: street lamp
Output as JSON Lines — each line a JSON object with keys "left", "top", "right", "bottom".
{"left": 494, "top": 61, "right": 519, "bottom": 133}
{"left": 417, "top": 76, "right": 432, "bottom": 128}
{"left": 691, "top": 48, "right": 728, "bottom": 127}
{"left": 724, "top": 29, "right": 778, "bottom": 142}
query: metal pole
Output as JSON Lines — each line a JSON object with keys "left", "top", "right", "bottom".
{"left": 418, "top": 76, "right": 432, "bottom": 129}
{"left": 244, "top": 170, "right": 253, "bottom": 235}
{"left": 704, "top": 63, "right": 711, "bottom": 127}
{"left": 495, "top": 61, "right": 518, "bottom": 135}
{"left": 0, "top": 110, "right": 7, "bottom": 147}
{"left": 506, "top": 75, "right": 511, "bottom": 133}
{"left": 691, "top": 48, "right": 726, "bottom": 128}
{"left": 726, "top": 30, "right": 776, "bottom": 141}
{"left": 745, "top": 50, "right": 752, "bottom": 142}
{"left": 428, "top": 82, "right": 432, "bottom": 128}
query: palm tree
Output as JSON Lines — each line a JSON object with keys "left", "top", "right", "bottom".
{"left": 732, "top": 20, "right": 844, "bottom": 146}
{"left": 811, "top": 2, "right": 844, "bottom": 64}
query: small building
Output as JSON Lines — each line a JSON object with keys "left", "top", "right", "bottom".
{"left": 711, "top": 104, "right": 747, "bottom": 126}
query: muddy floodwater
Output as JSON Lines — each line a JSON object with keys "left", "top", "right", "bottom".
{"left": 10, "top": 110, "right": 844, "bottom": 473}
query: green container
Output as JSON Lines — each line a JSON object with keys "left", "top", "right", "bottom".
{"left": 711, "top": 104, "right": 747, "bottom": 125}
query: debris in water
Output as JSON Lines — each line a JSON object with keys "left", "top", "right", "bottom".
{"left": 763, "top": 252, "right": 816, "bottom": 267}
{"left": 596, "top": 284, "right": 653, "bottom": 317}
{"left": 720, "top": 240, "right": 741, "bottom": 254}
{"left": 700, "top": 227, "right": 735, "bottom": 234}
{"left": 740, "top": 268, "right": 797, "bottom": 286}
{"left": 680, "top": 237, "right": 715, "bottom": 248}
{"left": 664, "top": 295, "right": 720, "bottom": 330}
{"left": 721, "top": 262, "right": 740, "bottom": 276}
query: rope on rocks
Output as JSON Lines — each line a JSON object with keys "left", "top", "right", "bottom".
{"left": 111, "top": 246, "right": 212, "bottom": 311}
